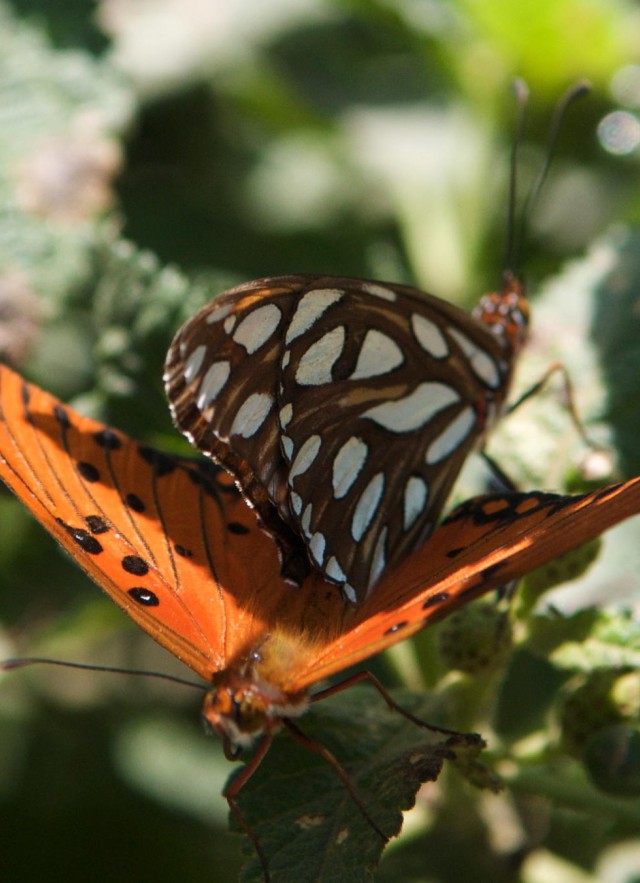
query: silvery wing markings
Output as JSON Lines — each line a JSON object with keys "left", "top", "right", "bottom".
{"left": 163, "top": 281, "right": 305, "bottom": 580}
{"left": 277, "top": 282, "right": 517, "bottom": 601}
{"left": 164, "top": 273, "right": 527, "bottom": 603}
{"left": 166, "top": 283, "right": 294, "bottom": 511}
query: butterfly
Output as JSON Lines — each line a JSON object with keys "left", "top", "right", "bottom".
{"left": 164, "top": 271, "right": 529, "bottom": 604}
{"left": 2, "top": 362, "right": 640, "bottom": 879}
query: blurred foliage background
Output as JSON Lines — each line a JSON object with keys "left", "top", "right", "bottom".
{"left": 1, "top": 0, "right": 640, "bottom": 881}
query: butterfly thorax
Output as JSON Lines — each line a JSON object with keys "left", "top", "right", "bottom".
{"left": 203, "top": 668, "right": 310, "bottom": 748}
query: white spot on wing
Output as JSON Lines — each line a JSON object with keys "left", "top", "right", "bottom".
{"left": 223, "top": 315, "right": 236, "bottom": 334}
{"left": 233, "top": 303, "right": 282, "bottom": 354}
{"left": 286, "top": 288, "right": 343, "bottom": 344}
{"left": 197, "top": 361, "right": 231, "bottom": 408}
{"left": 279, "top": 402, "right": 293, "bottom": 428}
{"left": 290, "top": 434, "right": 322, "bottom": 481}
{"left": 184, "top": 345, "right": 206, "bottom": 383}
{"left": 309, "top": 532, "right": 326, "bottom": 565}
{"left": 448, "top": 327, "right": 500, "bottom": 388}
{"left": 325, "top": 556, "right": 347, "bottom": 583}
{"left": 411, "top": 314, "right": 449, "bottom": 359}
{"left": 363, "top": 382, "right": 459, "bottom": 433}
{"left": 351, "top": 472, "right": 384, "bottom": 542}
{"left": 281, "top": 435, "right": 294, "bottom": 459}
{"left": 350, "top": 329, "right": 403, "bottom": 380}
{"left": 295, "top": 326, "right": 345, "bottom": 386}
{"left": 332, "top": 437, "right": 368, "bottom": 499}
{"left": 403, "top": 475, "right": 429, "bottom": 531}
{"left": 368, "top": 526, "right": 388, "bottom": 588}
{"left": 361, "top": 282, "right": 397, "bottom": 302}
{"left": 301, "top": 503, "right": 313, "bottom": 538}
{"left": 342, "top": 583, "right": 357, "bottom": 604}
{"left": 229, "top": 392, "right": 273, "bottom": 438}
{"left": 206, "top": 302, "right": 233, "bottom": 324}
{"left": 426, "top": 405, "right": 476, "bottom": 464}
{"left": 291, "top": 491, "right": 303, "bottom": 515}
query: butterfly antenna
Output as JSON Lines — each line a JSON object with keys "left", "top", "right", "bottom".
{"left": 505, "top": 79, "right": 591, "bottom": 274}
{"left": 503, "top": 78, "right": 530, "bottom": 274}
{"left": 1, "top": 656, "right": 205, "bottom": 690}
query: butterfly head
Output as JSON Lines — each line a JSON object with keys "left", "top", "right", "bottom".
{"left": 472, "top": 270, "right": 529, "bottom": 358}
{"left": 202, "top": 677, "right": 270, "bottom": 748}
{"left": 203, "top": 663, "right": 310, "bottom": 749}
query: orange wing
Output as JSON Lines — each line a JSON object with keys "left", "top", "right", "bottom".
{"left": 2, "top": 364, "right": 640, "bottom": 697}
{"left": 0, "top": 364, "right": 301, "bottom": 682}
{"left": 289, "top": 480, "right": 640, "bottom": 688}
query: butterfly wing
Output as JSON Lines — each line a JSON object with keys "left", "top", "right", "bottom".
{"left": 277, "top": 280, "right": 513, "bottom": 599}
{"left": 0, "top": 364, "right": 296, "bottom": 683}
{"left": 4, "top": 366, "right": 640, "bottom": 705}
{"left": 165, "top": 274, "right": 521, "bottom": 601}
{"left": 286, "top": 480, "right": 640, "bottom": 690}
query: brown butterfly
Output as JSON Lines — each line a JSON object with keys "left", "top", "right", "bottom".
{"left": 164, "top": 271, "right": 528, "bottom": 603}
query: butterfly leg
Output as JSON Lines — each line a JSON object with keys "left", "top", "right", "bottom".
{"left": 311, "top": 671, "right": 467, "bottom": 737}
{"left": 223, "top": 732, "right": 274, "bottom": 882}
{"left": 282, "top": 718, "right": 388, "bottom": 843}
{"left": 482, "top": 360, "right": 600, "bottom": 491}
{"left": 481, "top": 451, "right": 519, "bottom": 492}
{"left": 505, "top": 360, "right": 594, "bottom": 449}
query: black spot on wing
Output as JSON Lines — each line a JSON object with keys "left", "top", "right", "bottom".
{"left": 128, "top": 587, "right": 159, "bottom": 607}
{"left": 53, "top": 404, "right": 70, "bottom": 428}
{"left": 174, "top": 544, "right": 193, "bottom": 558}
{"left": 138, "top": 446, "right": 177, "bottom": 477}
{"left": 125, "top": 493, "right": 146, "bottom": 513}
{"left": 121, "top": 555, "right": 149, "bottom": 576}
{"left": 94, "top": 429, "right": 122, "bottom": 450}
{"left": 195, "top": 460, "right": 239, "bottom": 495}
{"left": 446, "top": 547, "right": 464, "bottom": 558}
{"left": 183, "top": 461, "right": 235, "bottom": 500}
{"left": 77, "top": 461, "right": 100, "bottom": 483}
{"left": 227, "top": 522, "right": 250, "bottom": 535}
{"left": 85, "top": 515, "right": 109, "bottom": 534}
{"left": 56, "top": 518, "right": 103, "bottom": 555}
{"left": 422, "top": 591, "right": 450, "bottom": 609}
{"left": 384, "top": 620, "right": 408, "bottom": 635}
{"left": 443, "top": 491, "right": 574, "bottom": 528}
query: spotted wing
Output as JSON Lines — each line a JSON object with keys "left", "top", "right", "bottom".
{"left": 164, "top": 277, "right": 307, "bottom": 583}
{"left": 286, "top": 480, "right": 640, "bottom": 690}
{"left": 5, "top": 367, "right": 640, "bottom": 706}
{"left": 165, "top": 273, "right": 523, "bottom": 602}
{"left": 0, "top": 364, "right": 298, "bottom": 683}
{"left": 277, "top": 280, "right": 513, "bottom": 601}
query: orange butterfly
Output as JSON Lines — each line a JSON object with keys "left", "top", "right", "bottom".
{"left": 2, "top": 363, "right": 640, "bottom": 878}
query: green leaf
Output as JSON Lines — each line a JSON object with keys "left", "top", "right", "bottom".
{"left": 457, "top": 0, "right": 637, "bottom": 88}
{"left": 518, "top": 538, "right": 603, "bottom": 614}
{"left": 0, "top": 3, "right": 133, "bottom": 305}
{"left": 525, "top": 608, "right": 601, "bottom": 660}
{"left": 230, "top": 687, "right": 487, "bottom": 883}
{"left": 591, "top": 227, "right": 640, "bottom": 476}
{"left": 550, "top": 609, "right": 640, "bottom": 672}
